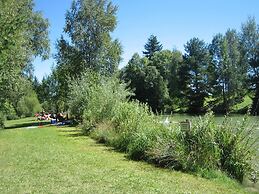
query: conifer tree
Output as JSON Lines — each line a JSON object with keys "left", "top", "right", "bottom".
{"left": 143, "top": 35, "right": 163, "bottom": 59}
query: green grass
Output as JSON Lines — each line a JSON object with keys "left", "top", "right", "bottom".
{"left": 0, "top": 118, "right": 256, "bottom": 193}
{"left": 232, "top": 95, "right": 253, "bottom": 112}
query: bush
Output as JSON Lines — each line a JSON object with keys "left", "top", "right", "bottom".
{"left": 90, "top": 121, "right": 117, "bottom": 145}
{"left": 147, "top": 112, "right": 257, "bottom": 182}
{"left": 68, "top": 71, "right": 132, "bottom": 132}
{"left": 68, "top": 71, "right": 257, "bottom": 183}
{"left": 215, "top": 115, "right": 258, "bottom": 182}
{"left": 17, "top": 92, "right": 41, "bottom": 117}
{"left": 147, "top": 128, "right": 184, "bottom": 170}
{"left": 0, "top": 112, "right": 5, "bottom": 129}
{"left": 1, "top": 102, "right": 18, "bottom": 120}
{"left": 111, "top": 101, "right": 166, "bottom": 160}
{"left": 178, "top": 112, "right": 221, "bottom": 171}
{"left": 147, "top": 112, "right": 221, "bottom": 172}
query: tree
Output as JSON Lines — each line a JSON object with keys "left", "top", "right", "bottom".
{"left": 55, "top": 0, "right": 122, "bottom": 108}
{"left": 210, "top": 30, "right": 247, "bottom": 113}
{"left": 56, "top": 0, "right": 121, "bottom": 75}
{"left": 143, "top": 65, "right": 169, "bottom": 111}
{"left": 184, "top": 38, "right": 210, "bottom": 113}
{"left": 240, "top": 17, "right": 259, "bottom": 115}
{"left": 0, "top": 0, "right": 49, "bottom": 119}
{"left": 150, "top": 50, "right": 183, "bottom": 112}
{"left": 143, "top": 35, "right": 163, "bottom": 59}
{"left": 17, "top": 91, "right": 42, "bottom": 117}
{"left": 121, "top": 53, "right": 168, "bottom": 112}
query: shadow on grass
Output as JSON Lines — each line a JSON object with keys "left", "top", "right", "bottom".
{"left": 58, "top": 129, "right": 82, "bottom": 133}
{"left": 64, "top": 132, "right": 86, "bottom": 137}
{"left": 58, "top": 127, "right": 86, "bottom": 138}
{"left": 4, "top": 121, "right": 50, "bottom": 130}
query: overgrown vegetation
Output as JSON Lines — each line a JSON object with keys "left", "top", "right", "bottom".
{"left": 0, "top": 118, "right": 250, "bottom": 193}
{"left": 69, "top": 72, "right": 258, "bottom": 183}
{"left": 0, "top": 111, "right": 5, "bottom": 129}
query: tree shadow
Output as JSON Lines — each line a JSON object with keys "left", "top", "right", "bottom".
{"left": 4, "top": 121, "right": 50, "bottom": 130}
{"left": 58, "top": 129, "right": 82, "bottom": 133}
{"left": 58, "top": 127, "right": 86, "bottom": 138}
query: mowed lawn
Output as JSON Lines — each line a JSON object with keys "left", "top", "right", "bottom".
{"left": 0, "top": 118, "right": 255, "bottom": 193}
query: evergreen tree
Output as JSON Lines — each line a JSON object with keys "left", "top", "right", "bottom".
{"left": 184, "top": 38, "right": 210, "bottom": 113}
{"left": 143, "top": 35, "right": 163, "bottom": 59}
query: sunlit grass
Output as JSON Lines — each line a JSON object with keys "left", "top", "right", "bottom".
{"left": 0, "top": 118, "right": 255, "bottom": 193}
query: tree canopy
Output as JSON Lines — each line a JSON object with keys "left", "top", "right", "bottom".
{"left": 0, "top": 0, "right": 49, "bottom": 122}
{"left": 143, "top": 35, "right": 163, "bottom": 59}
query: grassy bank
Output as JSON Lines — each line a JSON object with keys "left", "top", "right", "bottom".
{"left": 0, "top": 118, "right": 254, "bottom": 193}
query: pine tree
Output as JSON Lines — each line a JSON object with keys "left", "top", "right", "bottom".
{"left": 143, "top": 35, "right": 163, "bottom": 59}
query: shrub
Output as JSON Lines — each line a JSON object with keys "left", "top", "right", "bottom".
{"left": 17, "top": 92, "right": 41, "bottom": 117}
{"left": 111, "top": 101, "right": 155, "bottom": 158}
{"left": 68, "top": 71, "right": 132, "bottom": 132}
{"left": 215, "top": 115, "right": 258, "bottom": 182}
{"left": 83, "top": 78, "right": 130, "bottom": 132}
{"left": 178, "top": 112, "right": 221, "bottom": 171}
{"left": 0, "top": 112, "right": 5, "bottom": 129}
{"left": 69, "top": 71, "right": 257, "bottom": 183}
{"left": 147, "top": 112, "right": 257, "bottom": 183}
{"left": 68, "top": 71, "right": 100, "bottom": 121}
{"left": 147, "top": 127, "right": 184, "bottom": 170}
{"left": 2, "top": 102, "right": 18, "bottom": 120}
{"left": 90, "top": 121, "right": 117, "bottom": 145}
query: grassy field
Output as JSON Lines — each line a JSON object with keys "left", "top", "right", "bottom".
{"left": 0, "top": 117, "right": 257, "bottom": 193}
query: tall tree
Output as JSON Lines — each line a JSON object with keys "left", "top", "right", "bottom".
{"left": 184, "top": 38, "right": 210, "bottom": 113}
{"left": 210, "top": 30, "right": 246, "bottom": 113}
{"left": 121, "top": 53, "right": 168, "bottom": 112}
{"left": 56, "top": 0, "right": 121, "bottom": 75}
{"left": 240, "top": 17, "right": 259, "bottom": 115}
{"left": 143, "top": 35, "right": 163, "bottom": 59}
{"left": 150, "top": 50, "right": 183, "bottom": 111}
{"left": 55, "top": 0, "right": 122, "bottom": 109}
{"left": 0, "top": 0, "right": 49, "bottom": 118}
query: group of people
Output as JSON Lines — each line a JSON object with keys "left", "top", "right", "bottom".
{"left": 35, "top": 112, "right": 66, "bottom": 122}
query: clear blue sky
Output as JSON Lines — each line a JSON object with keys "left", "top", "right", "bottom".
{"left": 34, "top": 0, "right": 259, "bottom": 80}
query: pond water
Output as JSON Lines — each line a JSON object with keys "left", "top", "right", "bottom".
{"left": 161, "top": 114, "right": 259, "bottom": 125}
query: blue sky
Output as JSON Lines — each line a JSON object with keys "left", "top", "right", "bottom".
{"left": 34, "top": 0, "right": 259, "bottom": 80}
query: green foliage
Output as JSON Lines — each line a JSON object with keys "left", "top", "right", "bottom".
{"left": 111, "top": 101, "right": 163, "bottom": 159}
{"left": 121, "top": 53, "right": 169, "bottom": 112}
{"left": 183, "top": 37, "right": 211, "bottom": 113}
{"left": 2, "top": 102, "right": 18, "bottom": 120}
{"left": 147, "top": 113, "right": 221, "bottom": 172}
{"left": 210, "top": 29, "right": 248, "bottom": 114}
{"left": 0, "top": 0, "right": 49, "bottom": 122}
{"left": 147, "top": 128, "right": 184, "bottom": 170}
{"left": 0, "top": 111, "right": 5, "bottom": 129}
{"left": 119, "top": 18, "right": 258, "bottom": 115}
{"left": 55, "top": 0, "right": 122, "bottom": 109}
{"left": 215, "top": 115, "right": 258, "bottom": 182}
{"left": 68, "top": 71, "right": 257, "bottom": 183}
{"left": 68, "top": 71, "right": 131, "bottom": 129}
{"left": 179, "top": 112, "right": 220, "bottom": 171}
{"left": 240, "top": 17, "right": 259, "bottom": 115}
{"left": 143, "top": 35, "right": 163, "bottom": 59}
{"left": 17, "top": 91, "right": 42, "bottom": 117}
